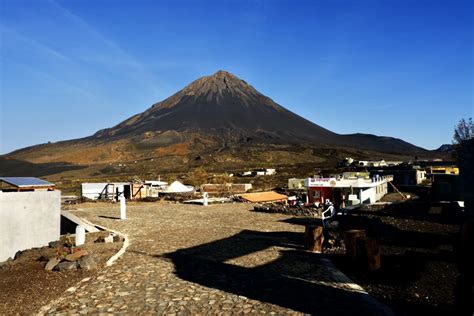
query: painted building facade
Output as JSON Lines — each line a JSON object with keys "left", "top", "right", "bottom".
{"left": 304, "top": 175, "right": 393, "bottom": 207}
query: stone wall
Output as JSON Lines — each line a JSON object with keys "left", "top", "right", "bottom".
{"left": 0, "top": 190, "right": 60, "bottom": 262}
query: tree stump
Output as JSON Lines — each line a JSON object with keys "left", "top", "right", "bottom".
{"left": 344, "top": 229, "right": 366, "bottom": 261}
{"left": 304, "top": 225, "right": 324, "bottom": 252}
{"left": 356, "top": 237, "right": 381, "bottom": 271}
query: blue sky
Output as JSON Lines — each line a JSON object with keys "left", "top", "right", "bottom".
{"left": 0, "top": 0, "right": 472, "bottom": 154}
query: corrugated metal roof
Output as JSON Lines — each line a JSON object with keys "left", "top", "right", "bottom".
{"left": 0, "top": 177, "right": 54, "bottom": 188}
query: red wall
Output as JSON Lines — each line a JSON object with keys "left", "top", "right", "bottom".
{"left": 308, "top": 187, "right": 333, "bottom": 204}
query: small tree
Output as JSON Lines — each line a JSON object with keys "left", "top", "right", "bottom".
{"left": 187, "top": 167, "right": 208, "bottom": 187}
{"left": 453, "top": 118, "right": 474, "bottom": 144}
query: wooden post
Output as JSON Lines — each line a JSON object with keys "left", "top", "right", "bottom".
{"left": 356, "top": 237, "right": 381, "bottom": 271}
{"left": 304, "top": 225, "right": 324, "bottom": 253}
{"left": 366, "top": 238, "right": 381, "bottom": 271}
{"left": 344, "top": 229, "right": 366, "bottom": 261}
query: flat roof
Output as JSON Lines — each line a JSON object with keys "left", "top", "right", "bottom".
{"left": 0, "top": 177, "right": 54, "bottom": 188}
{"left": 239, "top": 191, "right": 288, "bottom": 203}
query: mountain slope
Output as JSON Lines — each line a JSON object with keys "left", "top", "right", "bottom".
{"left": 3, "top": 70, "right": 428, "bottom": 176}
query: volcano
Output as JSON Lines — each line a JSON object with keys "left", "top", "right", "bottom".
{"left": 94, "top": 70, "right": 337, "bottom": 144}
{"left": 1, "top": 70, "right": 428, "bottom": 178}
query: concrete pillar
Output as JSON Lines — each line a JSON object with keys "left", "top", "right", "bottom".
{"left": 120, "top": 196, "right": 126, "bottom": 220}
{"left": 75, "top": 225, "right": 85, "bottom": 246}
{"left": 203, "top": 192, "right": 208, "bottom": 206}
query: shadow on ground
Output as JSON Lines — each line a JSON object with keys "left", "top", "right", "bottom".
{"left": 164, "top": 229, "right": 392, "bottom": 315}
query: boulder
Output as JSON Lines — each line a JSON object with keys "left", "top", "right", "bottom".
{"left": 55, "top": 261, "right": 77, "bottom": 271}
{"left": 0, "top": 261, "right": 10, "bottom": 271}
{"left": 65, "top": 250, "right": 88, "bottom": 262}
{"left": 49, "top": 240, "right": 63, "bottom": 248}
{"left": 45, "top": 257, "right": 61, "bottom": 271}
{"left": 78, "top": 255, "right": 97, "bottom": 270}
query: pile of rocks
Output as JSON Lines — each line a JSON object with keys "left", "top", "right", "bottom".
{"left": 253, "top": 204, "right": 322, "bottom": 217}
{"left": 45, "top": 250, "right": 97, "bottom": 272}
{"left": 43, "top": 232, "right": 122, "bottom": 272}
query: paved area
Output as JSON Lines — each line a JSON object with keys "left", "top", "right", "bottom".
{"left": 41, "top": 202, "right": 392, "bottom": 315}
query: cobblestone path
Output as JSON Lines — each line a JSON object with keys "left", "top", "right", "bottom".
{"left": 42, "top": 202, "right": 392, "bottom": 315}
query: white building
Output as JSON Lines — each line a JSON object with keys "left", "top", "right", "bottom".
{"left": 0, "top": 178, "right": 60, "bottom": 262}
{"left": 304, "top": 175, "right": 393, "bottom": 206}
{"left": 288, "top": 178, "right": 305, "bottom": 190}
{"left": 81, "top": 182, "right": 130, "bottom": 200}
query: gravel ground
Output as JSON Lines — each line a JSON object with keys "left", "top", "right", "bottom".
{"left": 0, "top": 232, "right": 122, "bottom": 315}
{"left": 35, "top": 201, "right": 391, "bottom": 315}
{"left": 326, "top": 197, "right": 462, "bottom": 316}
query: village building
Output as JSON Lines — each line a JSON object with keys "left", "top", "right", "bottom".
{"left": 429, "top": 166, "right": 459, "bottom": 175}
{"left": 0, "top": 177, "right": 60, "bottom": 261}
{"left": 252, "top": 168, "right": 276, "bottom": 176}
{"left": 357, "top": 160, "right": 402, "bottom": 167}
{"left": 369, "top": 168, "right": 426, "bottom": 186}
{"left": 288, "top": 178, "right": 305, "bottom": 190}
{"left": 81, "top": 182, "right": 130, "bottom": 200}
{"left": 81, "top": 180, "right": 170, "bottom": 200}
{"left": 200, "top": 183, "right": 252, "bottom": 194}
{"left": 144, "top": 180, "right": 168, "bottom": 197}
{"left": 304, "top": 175, "right": 393, "bottom": 207}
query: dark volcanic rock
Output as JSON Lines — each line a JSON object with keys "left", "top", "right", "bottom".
{"left": 54, "top": 261, "right": 77, "bottom": 271}
{"left": 78, "top": 255, "right": 97, "bottom": 270}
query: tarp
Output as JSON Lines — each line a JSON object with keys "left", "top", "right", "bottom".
{"left": 163, "top": 181, "right": 194, "bottom": 193}
{"left": 238, "top": 191, "right": 288, "bottom": 203}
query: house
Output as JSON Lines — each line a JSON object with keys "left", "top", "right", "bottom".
{"left": 0, "top": 177, "right": 60, "bottom": 262}
{"left": 200, "top": 183, "right": 252, "bottom": 193}
{"left": 356, "top": 160, "right": 402, "bottom": 168}
{"left": 144, "top": 180, "right": 168, "bottom": 197}
{"left": 341, "top": 172, "right": 370, "bottom": 179}
{"left": 369, "top": 168, "right": 426, "bottom": 186}
{"left": 430, "top": 166, "right": 459, "bottom": 175}
{"left": 255, "top": 170, "right": 266, "bottom": 176}
{"left": 265, "top": 168, "right": 276, "bottom": 175}
{"left": 288, "top": 178, "right": 305, "bottom": 190}
{"left": 81, "top": 182, "right": 130, "bottom": 200}
{"left": 253, "top": 168, "right": 276, "bottom": 176}
{"left": 304, "top": 175, "right": 393, "bottom": 207}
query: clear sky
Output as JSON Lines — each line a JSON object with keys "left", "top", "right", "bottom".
{"left": 0, "top": 0, "right": 472, "bottom": 154}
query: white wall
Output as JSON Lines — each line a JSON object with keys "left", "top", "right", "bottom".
{"left": 0, "top": 191, "right": 60, "bottom": 262}
{"left": 360, "top": 187, "right": 376, "bottom": 204}
{"left": 81, "top": 183, "right": 127, "bottom": 200}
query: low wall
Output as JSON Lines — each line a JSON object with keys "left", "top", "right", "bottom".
{"left": 0, "top": 190, "right": 60, "bottom": 262}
